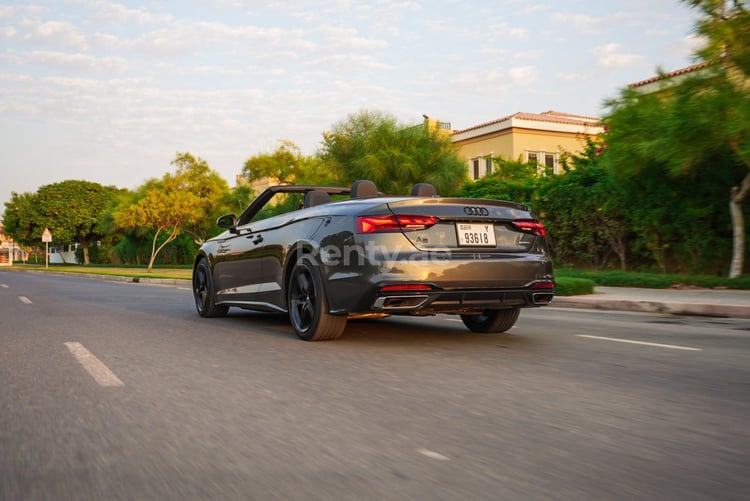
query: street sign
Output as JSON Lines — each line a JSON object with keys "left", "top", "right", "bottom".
{"left": 42, "top": 228, "right": 52, "bottom": 269}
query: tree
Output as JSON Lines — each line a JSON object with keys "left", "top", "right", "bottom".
{"left": 2, "top": 181, "right": 118, "bottom": 264}
{"left": 604, "top": 0, "right": 750, "bottom": 277}
{"left": 111, "top": 153, "right": 229, "bottom": 272}
{"left": 170, "top": 152, "right": 231, "bottom": 245}
{"left": 685, "top": 0, "right": 750, "bottom": 75}
{"left": 242, "top": 140, "right": 335, "bottom": 186}
{"left": 538, "top": 142, "right": 630, "bottom": 270}
{"left": 2, "top": 191, "right": 40, "bottom": 247}
{"left": 320, "top": 110, "right": 467, "bottom": 195}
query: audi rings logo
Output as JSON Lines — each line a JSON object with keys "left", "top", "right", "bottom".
{"left": 463, "top": 206, "right": 489, "bottom": 216}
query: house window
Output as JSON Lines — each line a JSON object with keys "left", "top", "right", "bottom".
{"left": 485, "top": 157, "right": 493, "bottom": 176}
{"left": 526, "top": 151, "right": 558, "bottom": 173}
{"left": 472, "top": 158, "right": 480, "bottom": 180}
{"left": 545, "top": 154, "right": 554, "bottom": 169}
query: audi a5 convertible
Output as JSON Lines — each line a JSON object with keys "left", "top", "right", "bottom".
{"left": 192, "top": 180, "right": 554, "bottom": 341}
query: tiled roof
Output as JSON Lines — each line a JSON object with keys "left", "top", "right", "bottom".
{"left": 453, "top": 110, "right": 601, "bottom": 134}
{"left": 628, "top": 61, "right": 712, "bottom": 88}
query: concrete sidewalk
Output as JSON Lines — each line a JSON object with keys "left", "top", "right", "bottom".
{"left": 551, "top": 286, "right": 750, "bottom": 319}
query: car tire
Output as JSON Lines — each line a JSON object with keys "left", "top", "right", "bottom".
{"left": 193, "top": 258, "right": 229, "bottom": 318}
{"left": 287, "top": 254, "right": 347, "bottom": 341}
{"left": 460, "top": 308, "right": 520, "bottom": 333}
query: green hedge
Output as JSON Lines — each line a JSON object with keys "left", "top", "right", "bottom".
{"left": 555, "top": 268, "right": 750, "bottom": 290}
{"left": 555, "top": 277, "right": 595, "bottom": 296}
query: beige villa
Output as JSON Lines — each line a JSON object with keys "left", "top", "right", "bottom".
{"left": 447, "top": 110, "right": 605, "bottom": 180}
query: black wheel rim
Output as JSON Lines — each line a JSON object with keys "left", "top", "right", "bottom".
{"left": 290, "top": 267, "right": 316, "bottom": 333}
{"left": 194, "top": 266, "right": 208, "bottom": 312}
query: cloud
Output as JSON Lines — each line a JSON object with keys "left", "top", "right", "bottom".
{"left": 450, "top": 70, "right": 510, "bottom": 97}
{"left": 89, "top": 0, "right": 173, "bottom": 25}
{"left": 0, "top": 5, "right": 13, "bottom": 21}
{"left": 512, "top": 50, "right": 541, "bottom": 62}
{"left": 0, "top": 72, "right": 32, "bottom": 82}
{"left": 593, "top": 43, "right": 643, "bottom": 69}
{"left": 126, "top": 21, "right": 316, "bottom": 59}
{"left": 384, "top": 1, "right": 421, "bottom": 12}
{"left": 552, "top": 12, "right": 601, "bottom": 34}
{"left": 683, "top": 34, "right": 706, "bottom": 54}
{"left": 522, "top": 4, "right": 548, "bottom": 15}
{"left": 315, "top": 26, "right": 387, "bottom": 51}
{"left": 1, "top": 26, "right": 15, "bottom": 38}
{"left": 21, "top": 20, "right": 88, "bottom": 49}
{"left": 27, "top": 51, "right": 129, "bottom": 73}
{"left": 479, "top": 47, "right": 506, "bottom": 56}
{"left": 509, "top": 66, "right": 538, "bottom": 84}
{"left": 510, "top": 27, "right": 529, "bottom": 41}
{"left": 306, "top": 53, "right": 392, "bottom": 71}
{"left": 88, "top": 33, "right": 119, "bottom": 50}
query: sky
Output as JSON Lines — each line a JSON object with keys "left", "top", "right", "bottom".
{"left": 0, "top": 0, "right": 703, "bottom": 211}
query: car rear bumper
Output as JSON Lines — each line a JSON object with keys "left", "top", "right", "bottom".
{"left": 370, "top": 286, "right": 554, "bottom": 314}
{"left": 323, "top": 253, "right": 554, "bottom": 314}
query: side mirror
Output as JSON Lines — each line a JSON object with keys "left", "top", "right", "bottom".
{"left": 216, "top": 214, "right": 238, "bottom": 233}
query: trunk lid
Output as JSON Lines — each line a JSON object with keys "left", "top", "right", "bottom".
{"left": 385, "top": 198, "right": 544, "bottom": 253}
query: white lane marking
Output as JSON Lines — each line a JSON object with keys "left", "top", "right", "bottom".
{"left": 18, "top": 296, "right": 32, "bottom": 304}
{"left": 1, "top": 284, "right": 8, "bottom": 288}
{"left": 416, "top": 448, "right": 450, "bottom": 461}
{"left": 576, "top": 335, "right": 702, "bottom": 351}
{"left": 64, "top": 342, "right": 124, "bottom": 387}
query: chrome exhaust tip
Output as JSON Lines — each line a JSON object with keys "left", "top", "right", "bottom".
{"left": 532, "top": 292, "right": 554, "bottom": 305}
{"left": 373, "top": 295, "right": 430, "bottom": 310}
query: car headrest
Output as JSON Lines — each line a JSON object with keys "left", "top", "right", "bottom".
{"left": 410, "top": 183, "right": 438, "bottom": 197}
{"left": 350, "top": 180, "right": 378, "bottom": 198}
{"left": 304, "top": 190, "right": 332, "bottom": 208}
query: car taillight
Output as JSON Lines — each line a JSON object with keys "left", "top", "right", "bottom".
{"left": 380, "top": 284, "right": 433, "bottom": 292}
{"left": 531, "top": 281, "right": 555, "bottom": 289}
{"left": 512, "top": 219, "right": 546, "bottom": 237}
{"left": 357, "top": 215, "right": 439, "bottom": 233}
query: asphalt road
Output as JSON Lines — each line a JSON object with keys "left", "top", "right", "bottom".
{"left": 1, "top": 270, "right": 748, "bottom": 500}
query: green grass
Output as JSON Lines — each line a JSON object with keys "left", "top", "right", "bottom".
{"left": 9, "top": 264, "right": 192, "bottom": 280}
{"left": 555, "top": 268, "right": 750, "bottom": 290}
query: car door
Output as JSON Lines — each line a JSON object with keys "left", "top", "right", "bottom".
{"left": 252, "top": 214, "right": 328, "bottom": 309}
{"left": 212, "top": 223, "right": 266, "bottom": 304}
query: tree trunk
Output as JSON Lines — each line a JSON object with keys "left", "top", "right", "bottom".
{"left": 729, "top": 196, "right": 743, "bottom": 278}
{"left": 81, "top": 240, "right": 90, "bottom": 265}
{"left": 147, "top": 226, "right": 180, "bottom": 272}
{"left": 728, "top": 172, "right": 750, "bottom": 278}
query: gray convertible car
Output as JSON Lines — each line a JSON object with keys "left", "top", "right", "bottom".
{"left": 192, "top": 180, "right": 554, "bottom": 341}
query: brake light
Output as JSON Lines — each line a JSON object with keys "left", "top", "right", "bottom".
{"left": 357, "top": 215, "right": 438, "bottom": 233}
{"left": 380, "top": 284, "right": 433, "bottom": 292}
{"left": 531, "top": 281, "right": 555, "bottom": 289}
{"left": 512, "top": 219, "right": 546, "bottom": 237}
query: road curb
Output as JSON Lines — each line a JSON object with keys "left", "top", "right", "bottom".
{"left": 551, "top": 296, "right": 750, "bottom": 319}
{"left": 5, "top": 269, "right": 192, "bottom": 287}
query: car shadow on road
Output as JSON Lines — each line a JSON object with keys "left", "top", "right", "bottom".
{"left": 217, "top": 311, "right": 536, "bottom": 350}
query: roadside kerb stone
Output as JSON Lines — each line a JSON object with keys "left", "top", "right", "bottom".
{"left": 551, "top": 287, "right": 750, "bottom": 319}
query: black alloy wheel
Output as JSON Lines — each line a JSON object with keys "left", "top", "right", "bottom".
{"left": 288, "top": 255, "right": 346, "bottom": 341}
{"left": 193, "top": 259, "right": 228, "bottom": 317}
